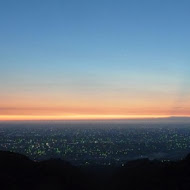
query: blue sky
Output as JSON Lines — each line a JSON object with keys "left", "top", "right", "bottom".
{"left": 0, "top": 0, "right": 190, "bottom": 119}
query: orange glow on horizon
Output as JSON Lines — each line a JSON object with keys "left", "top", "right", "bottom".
{"left": 0, "top": 114, "right": 189, "bottom": 121}
{"left": 1, "top": 93, "right": 190, "bottom": 121}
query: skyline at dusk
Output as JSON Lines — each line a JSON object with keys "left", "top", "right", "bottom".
{"left": 1, "top": 0, "right": 190, "bottom": 120}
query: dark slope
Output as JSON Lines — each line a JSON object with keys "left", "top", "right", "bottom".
{"left": 110, "top": 158, "right": 190, "bottom": 190}
{"left": 1, "top": 151, "right": 190, "bottom": 190}
{"left": 0, "top": 151, "right": 89, "bottom": 190}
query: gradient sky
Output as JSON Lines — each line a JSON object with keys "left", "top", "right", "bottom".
{"left": 0, "top": 0, "right": 190, "bottom": 120}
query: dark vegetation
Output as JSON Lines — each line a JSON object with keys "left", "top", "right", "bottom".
{"left": 1, "top": 151, "right": 190, "bottom": 190}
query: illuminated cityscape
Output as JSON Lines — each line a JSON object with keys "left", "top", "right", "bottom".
{"left": 1, "top": 122, "right": 190, "bottom": 166}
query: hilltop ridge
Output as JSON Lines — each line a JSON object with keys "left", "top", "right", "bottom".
{"left": 1, "top": 151, "right": 190, "bottom": 190}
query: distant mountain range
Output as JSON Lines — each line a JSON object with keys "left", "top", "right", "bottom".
{"left": 108, "top": 116, "right": 190, "bottom": 123}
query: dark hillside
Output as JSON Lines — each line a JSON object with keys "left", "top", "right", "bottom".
{"left": 1, "top": 151, "right": 190, "bottom": 190}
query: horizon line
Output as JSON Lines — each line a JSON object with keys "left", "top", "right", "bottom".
{"left": 1, "top": 114, "right": 190, "bottom": 121}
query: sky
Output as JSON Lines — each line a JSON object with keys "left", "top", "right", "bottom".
{"left": 0, "top": 0, "right": 190, "bottom": 120}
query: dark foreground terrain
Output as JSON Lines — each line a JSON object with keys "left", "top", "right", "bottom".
{"left": 1, "top": 151, "right": 190, "bottom": 190}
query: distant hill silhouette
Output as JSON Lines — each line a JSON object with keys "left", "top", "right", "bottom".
{"left": 1, "top": 151, "right": 190, "bottom": 189}
{"left": 116, "top": 116, "right": 190, "bottom": 124}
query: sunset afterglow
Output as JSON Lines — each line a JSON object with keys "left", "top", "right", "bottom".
{"left": 1, "top": 1, "right": 190, "bottom": 120}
